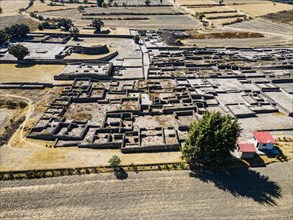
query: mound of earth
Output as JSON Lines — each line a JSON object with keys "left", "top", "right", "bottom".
{"left": 262, "top": 10, "right": 293, "bottom": 25}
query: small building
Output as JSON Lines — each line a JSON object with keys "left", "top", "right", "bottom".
{"left": 237, "top": 141, "right": 257, "bottom": 159}
{"left": 252, "top": 131, "right": 276, "bottom": 150}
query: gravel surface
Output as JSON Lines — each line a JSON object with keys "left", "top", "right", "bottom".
{"left": 1, "top": 161, "right": 292, "bottom": 219}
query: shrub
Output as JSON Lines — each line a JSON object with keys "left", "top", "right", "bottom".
{"left": 38, "top": 15, "right": 44, "bottom": 21}
{"left": 42, "top": 21, "right": 50, "bottom": 28}
{"left": 133, "top": 34, "right": 140, "bottom": 43}
{"left": 6, "top": 100, "right": 17, "bottom": 109}
{"left": 108, "top": 155, "right": 121, "bottom": 167}
{"left": 78, "top": 5, "right": 85, "bottom": 12}
{"left": 57, "top": 18, "right": 73, "bottom": 31}
{"left": 18, "top": 100, "right": 28, "bottom": 109}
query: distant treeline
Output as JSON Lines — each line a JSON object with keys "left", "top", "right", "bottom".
{"left": 272, "top": 0, "right": 293, "bottom": 5}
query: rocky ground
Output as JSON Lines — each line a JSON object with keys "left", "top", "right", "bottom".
{"left": 1, "top": 161, "right": 292, "bottom": 219}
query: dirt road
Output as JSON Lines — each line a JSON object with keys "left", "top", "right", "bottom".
{"left": 1, "top": 161, "right": 292, "bottom": 219}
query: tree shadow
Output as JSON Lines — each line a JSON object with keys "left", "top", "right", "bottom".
{"left": 15, "top": 63, "right": 35, "bottom": 68}
{"left": 242, "top": 154, "right": 266, "bottom": 167}
{"left": 190, "top": 167, "right": 282, "bottom": 206}
{"left": 114, "top": 167, "right": 128, "bottom": 180}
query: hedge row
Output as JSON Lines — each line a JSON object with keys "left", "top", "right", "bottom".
{"left": 83, "top": 12, "right": 184, "bottom": 16}
{"left": 0, "top": 162, "right": 189, "bottom": 181}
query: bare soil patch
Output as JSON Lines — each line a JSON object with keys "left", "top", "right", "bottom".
{"left": 187, "top": 31, "right": 264, "bottom": 39}
{"left": 262, "top": 10, "right": 293, "bottom": 25}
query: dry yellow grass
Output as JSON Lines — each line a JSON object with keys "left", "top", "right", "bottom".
{"left": 0, "top": 64, "right": 65, "bottom": 83}
{"left": 232, "top": 2, "right": 292, "bottom": 17}
{"left": 28, "top": 1, "right": 96, "bottom": 13}
{"left": 31, "top": 148, "right": 67, "bottom": 165}
{"left": 177, "top": 0, "right": 217, "bottom": 5}
{"left": 0, "top": 0, "right": 30, "bottom": 16}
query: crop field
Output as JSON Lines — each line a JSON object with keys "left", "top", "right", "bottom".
{"left": 0, "top": 64, "right": 65, "bottom": 83}
{"left": 182, "top": 35, "right": 292, "bottom": 47}
{"left": 227, "top": 18, "right": 293, "bottom": 36}
{"left": 177, "top": 0, "right": 216, "bottom": 5}
{"left": 39, "top": 6, "right": 200, "bottom": 29}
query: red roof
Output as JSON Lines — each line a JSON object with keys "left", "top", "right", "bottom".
{"left": 253, "top": 131, "right": 276, "bottom": 144}
{"left": 237, "top": 142, "right": 257, "bottom": 153}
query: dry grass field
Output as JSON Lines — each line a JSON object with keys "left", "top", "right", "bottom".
{"left": 0, "top": 15, "right": 39, "bottom": 30}
{"left": 0, "top": 64, "right": 65, "bottom": 83}
{"left": 0, "top": 0, "right": 30, "bottom": 16}
{"left": 232, "top": 2, "right": 292, "bottom": 17}
{"left": 27, "top": 0, "right": 96, "bottom": 13}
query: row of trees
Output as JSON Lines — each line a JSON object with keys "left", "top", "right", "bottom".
{"left": 56, "top": 17, "right": 103, "bottom": 32}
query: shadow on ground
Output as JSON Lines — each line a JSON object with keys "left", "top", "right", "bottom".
{"left": 114, "top": 167, "right": 128, "bottom": 180}
{"left": 190, "top": 167, "right": 282, "bottom": 206}
{"left": 15, "top": 63, "right": 35, "bottom": 68}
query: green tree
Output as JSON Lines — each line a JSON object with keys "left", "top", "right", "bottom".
{"left": 57, "top": 18, "right": 73, "bottom": 31}
{"left": 18, "top": 101, "right": 28, "bottom": 109}
{"left": 196, "top": 12, "right": 205, "bottom": 21}
{"left": 77, "top": 5, "right": 85, "bottom": 12}
{"left": 8, "top": 44, "right": 30, "bottom": 60}
{"left": 133, "top": 34, "right": 140, "bottom": 43}
{"left": 70, "top": 27, "right": 79, "bottom": 40}
{"left": 219, "top": 0, "right": 224, "bottom": 5}
{"left": 18, "top": 8, "right": 26, "bottom": 14}
{"left": 38, "top": 24, "right": 44, "bottom": 30}
{"left": 145, "top": 0, "right": 151, "bottom": 6}
{"left": 0, "top": 7, "right": 3, "bottom": 14}
{"left": 108, "top": 155, "right": 121, "bottom": 167}
{"left": 97, "top": 0, "right": 104, "bottom": 7}
{"left": 181, "top": 111, "right": 241, "bottom": 167}
{"left": 92, "top": 18, "right": 104, "bottom": 32}
{"left": 5, "top": 24, "right": 30, "bottom": 39}
{"left": 0, "top": 30, "right": 8, "bottom": 45}
{"left": 42, "top": 21, "right": 50, "bottom": 28}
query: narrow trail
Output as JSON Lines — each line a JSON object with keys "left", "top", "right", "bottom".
{"left": 0, "top": 94, "right": 38, "bottom": 147}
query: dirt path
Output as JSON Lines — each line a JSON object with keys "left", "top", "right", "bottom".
{"left": 0, "top": 94, "right": 36, "bottom": 147}
{"left": 0, "top": 161, "right": 292, "bottom": 219}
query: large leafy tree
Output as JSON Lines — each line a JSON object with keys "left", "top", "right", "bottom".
{"left": 8, "top": 44, "right": 30, "bottom": 60}
{"left": 181, "top": 111, "right": 241, "bottom": 167}
{"left": 0, "top": 30, "right": 8, "bottom": 45}
{"left": 57, "top": 18, "right": 73, "bottom": 31}
{"left": 5, "top": 24, "right": 30, "bottom": 39}
{"left": 92, "top": 18, "right": 104, "bottom": 32}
